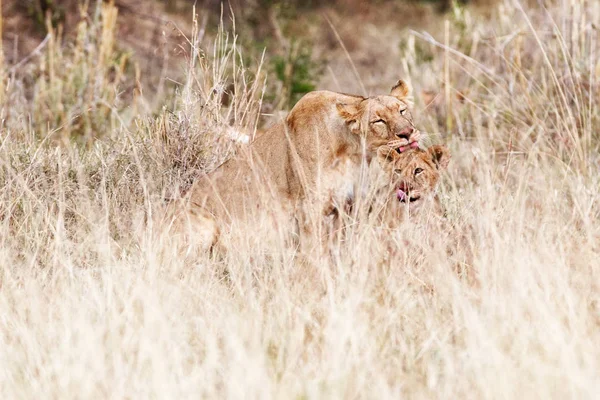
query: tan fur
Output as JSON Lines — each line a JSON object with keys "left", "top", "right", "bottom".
{"left": 374, "top": 145, "right": 451, "bottom": 219}
{"left": 162, "top": 80, "right": 420, "bottom": 249}
{"left": 157, "top": 197, "right": 220, "bottom": 254}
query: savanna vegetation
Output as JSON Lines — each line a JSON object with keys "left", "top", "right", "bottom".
{"left": 1, "top": 0, "right": 599, "bottom": 398}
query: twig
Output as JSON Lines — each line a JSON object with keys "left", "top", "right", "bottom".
{"left": 8, "top": 34, "right": 50, "bottom": 75}
{"left": 324, "top": 14, "right": 367, "bottom": 97}
{"left": 409, "top": 29, "right": 498, "bottom": 81}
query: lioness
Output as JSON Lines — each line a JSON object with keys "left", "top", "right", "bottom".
{"left": 162, "top": 80, "right": 420, "bottom": 249}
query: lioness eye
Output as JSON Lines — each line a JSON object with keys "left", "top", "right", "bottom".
{"left": 414, "top": 167, "right": 423, "bottom": 175}
{"left": 399, "top": 108, "right": 407, "bottom": 116}
{"left": 372, "top": 119, "right": 386, "bottom": 125}
{"left": 394, "top": 169, "right": 402, "bottom": 174}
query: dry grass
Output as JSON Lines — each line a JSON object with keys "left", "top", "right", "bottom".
{"left": 1, "top": 0, "right": 600, "bottom": 398}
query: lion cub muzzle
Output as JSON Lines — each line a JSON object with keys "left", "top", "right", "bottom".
{"left": 396, "top": 181, "right": 422, "bottom": 204}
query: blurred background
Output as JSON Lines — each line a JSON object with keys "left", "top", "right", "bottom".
{"left": 2, "top": 0, "right": 493, "bottom": 114}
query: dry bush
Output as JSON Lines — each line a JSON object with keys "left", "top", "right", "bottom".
{"left": 1, "top": 0, "right": 600, "bottom": 398}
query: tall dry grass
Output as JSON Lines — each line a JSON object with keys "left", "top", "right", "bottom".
{"left": 1, "top": 0, "right": 599, "bottom": 398}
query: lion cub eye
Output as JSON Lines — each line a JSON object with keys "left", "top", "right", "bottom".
{"left": 372, "top": 119, "right": 386, "bottom": 125}
{"left": 393, "top": 169, "right": 402, "bottom": 174}
{"left": 399, "top": 108, "right": 407, "bottom": 116}
{"left": 414, "top": 167, "right": 424, "bottom": 175}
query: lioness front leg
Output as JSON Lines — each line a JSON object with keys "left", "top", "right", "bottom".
{"left": 158, "top": 199, "right": 220, "bottom": 256}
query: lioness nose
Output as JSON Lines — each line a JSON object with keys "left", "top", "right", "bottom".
{"left": 396, "top": 126, "right": 414, "bottom": 139}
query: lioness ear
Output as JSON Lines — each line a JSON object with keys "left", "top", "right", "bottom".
{"left": 428, "top": 145, "right": 451, "bottom": 170}
{"left": 336, "top": 102, "right": 361, "bottom": 134}
{"left": 390, "top": 79, "right": 411, "bottom": 101}
{"left": 377, "top": 146, "right": 400, "bottom": 165}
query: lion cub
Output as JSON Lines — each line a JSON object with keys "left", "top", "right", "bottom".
{"left": 372, "top": 145, "right": 451, "bottom": 220}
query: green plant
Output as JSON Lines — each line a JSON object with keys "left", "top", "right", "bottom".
{"left": 272, "top": 39, "right": 323, "bottom": 109}
{"left": 21, "top": 0, "right": 70, "bottom": 33}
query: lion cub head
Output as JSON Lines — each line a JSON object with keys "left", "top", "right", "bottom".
{"left": 336, "top": 80, "right": 420, "bottom": 153}
{"left": 376, "top": 145, "right": 451, "bottom": 210}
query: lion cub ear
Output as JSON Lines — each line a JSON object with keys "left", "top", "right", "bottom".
{"left": 390, "top": 79, "right": 411, "bottom": 102}
{"left": 377, "top": 146, "right": 400, "bottom": 165}
{"left": 427, "top": 145, "right": 451, "bottom": 170}
{"left": 336, "top": 102, "right": 361, "bottom": 134}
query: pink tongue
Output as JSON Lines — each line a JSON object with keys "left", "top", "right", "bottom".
{"left": 398, "top": 142, "right": 419, "bottom": 152}
{"left": 396, "top": 189, "right": 407, "bottom": 202}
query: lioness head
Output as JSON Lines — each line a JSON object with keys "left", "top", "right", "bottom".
{"left": 337, "top": 80, "right": 420, "bottom": 153}
{"left": 376, "top": 145, "right": 451, "bottom": 209}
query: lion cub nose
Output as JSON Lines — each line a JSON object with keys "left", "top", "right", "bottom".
{"left": 398, "top": 182, "right": 410, "bottom": 192}
{"left": 396, "top": 126, "right": 414, "bottom": 139}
